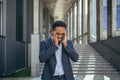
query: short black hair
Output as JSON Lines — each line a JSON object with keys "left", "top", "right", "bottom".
{"left": 52, "top": 21, "right": 66, "bottom": 30}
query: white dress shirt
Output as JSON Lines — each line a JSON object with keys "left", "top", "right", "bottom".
{"left": 54, "top": 43, "right": 64, "bottom": 75}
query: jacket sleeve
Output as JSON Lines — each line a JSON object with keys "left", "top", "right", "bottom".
{"left": 39, "top": 41, "right": 58, "bottom": 63}
{"left": 64, "top": 40, "right": 79, "bottom": 62}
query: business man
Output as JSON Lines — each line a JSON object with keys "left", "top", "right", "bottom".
{"left": 39, "top": 21, "right": 78, "bottom": 80}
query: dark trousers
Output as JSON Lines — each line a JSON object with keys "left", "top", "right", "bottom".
{"left": 52, "top": 75, "right": 66, "bottom": 80}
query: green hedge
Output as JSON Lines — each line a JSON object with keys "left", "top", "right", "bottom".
{"left": 0, "top": 67, "right": 31, "bottom": 78}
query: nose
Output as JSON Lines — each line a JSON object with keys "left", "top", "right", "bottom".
{"left": 58, "top": 35, "right": 62, "bottom": 38}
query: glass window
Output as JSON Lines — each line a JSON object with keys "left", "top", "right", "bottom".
{"left": 0, "top": 0, "right": 3, "bottom": 36}
{"left": 91, "top": 0, "right": 97, "bottom": 42}
{"left": 16, "top": 0, "right": 23, "bottom": 41}
{"left": 116, "top": 0, "right": 120, "bottom": 36}
{"left": 103, "top": 0, "right": 107, "bottom": 39}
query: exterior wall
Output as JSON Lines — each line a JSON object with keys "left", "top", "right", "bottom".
{"left": 26, "top": 0, "right": 33, "bottom": 67}
{"left": 0, "top": 0, "right": 33, "bottom": 75}
{"left": 5, "top": 0, "right": 17, "bottom": 74}
{"left": 0, "top": 37, "right": 5, "bottom": 75}
{"left": 26, "top": 0, "right": 33, "bottom": 43}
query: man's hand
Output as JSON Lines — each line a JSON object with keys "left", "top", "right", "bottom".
{"left": 52, "top": 31, "right": 58, "bottom": 46}
{"left": 62, "top": 31, "right": 67, "bottom": 47}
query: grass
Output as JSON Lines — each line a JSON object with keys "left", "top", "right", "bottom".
{"left": 0, "top": 67, "right": 31, "bottom": 78}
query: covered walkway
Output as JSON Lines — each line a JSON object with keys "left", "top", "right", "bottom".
{"left": 0, "top": 0, "right": 120, "bottom": 80}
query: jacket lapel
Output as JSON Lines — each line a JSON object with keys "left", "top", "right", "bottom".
{"left": 47, "top": 37, "right": 57, "bottom": 65}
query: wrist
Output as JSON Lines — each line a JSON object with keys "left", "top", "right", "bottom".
{"left": 63, "top": 43, "right": 67, "bottom": 47}
{"left": 55, "top": 42, "right": 58, "bottom": 46}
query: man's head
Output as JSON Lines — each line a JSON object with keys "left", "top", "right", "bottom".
{"left": 51, "top": 21, "right": 67, "bottom": 42}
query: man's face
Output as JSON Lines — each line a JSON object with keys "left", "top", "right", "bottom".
{"left": 53, "top": 27, "right": 66, "bottom": 42}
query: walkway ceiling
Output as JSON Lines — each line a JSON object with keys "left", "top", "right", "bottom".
{"left": 42, "top": 0, "right": 76, "bottom": 21}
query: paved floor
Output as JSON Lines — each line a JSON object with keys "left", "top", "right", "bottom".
{"left": 1, "top": 74, "right": 120, "bottom": 80}
{"left": 1, "top": 44, "right": 120, "bottom": 80}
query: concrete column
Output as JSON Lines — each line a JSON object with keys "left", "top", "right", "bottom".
{"left": 45, "top": 10, "right": 50, "bottom": 38}
{"left": 74, "top": 3, "right": 77, "bottom": 43}
{"left": 87, "top": 0, "right": 92, "bottom": 43}
{"left": 47, "top": 14, "right": 51, "bottom": 37}
{"left": 70, "top": 10, "right": 73, "bottom": 40}
{"left": 39, "top": 0, "right": 43, "bottom": 41}
{"left": 31, "top": 34, "right": 39, "bottom": 77}
{"left": 76, "top": 0, "right": 80, "bottom": 43}
{"left": 112, "top": 0, "right": 117, "bottom": 37}
{"left": 80, "top": 0, "right": 82, "bottom": 44}
{"left": 33, "top": 0, "right": 39, "bottom": 34}
{"left": 64, "top": 17, "right": 67, "bottom": 35}
{"left": 31, "top": 0, "right": 40, "bottom": 77}
{"left": 82, "top": 0, "right": 87, "bottom": 44}
{"left": 96, "top": 0, "right": 103, "bottom": 41}
{"left": 72, "top": 6, "right": 75, "bottom": 42}
{"left": 107, "top": 0, "right": 116, "bottom": 39}
{"left": 67, "top": 14, "right": 70, "bottom": 39}
{"left": 66, "top": 18, "right": 69, "bottom": 39}
{"left": 69, "top": 11, "right": 71, "bottom": 40}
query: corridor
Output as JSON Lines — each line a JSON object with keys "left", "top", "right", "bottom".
{"left": 0, "top": 0, "right": 120, "bottom": 80}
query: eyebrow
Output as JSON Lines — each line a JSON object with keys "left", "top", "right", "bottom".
{"left": 56, "top": 32, "right": 65, "bottom": 35}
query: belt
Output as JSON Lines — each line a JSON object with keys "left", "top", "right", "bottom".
{"left": 54, "top": 74, "right": 65, "bottom": 77}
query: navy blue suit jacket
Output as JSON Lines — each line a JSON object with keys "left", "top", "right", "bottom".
{"left": 39, "top": 38, "right": 78, "bottom": 80}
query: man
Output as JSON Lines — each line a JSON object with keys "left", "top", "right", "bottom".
{"left": 39, "top": 21, "right": 78, "bottom": 80}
